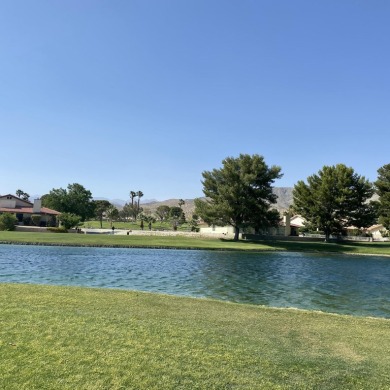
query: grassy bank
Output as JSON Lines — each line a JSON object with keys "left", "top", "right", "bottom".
{"left": 1, "top": 283, "right": 389, "bottom": 389}
{"left": 0, "top": 231, "right": 390, "bottom": 255}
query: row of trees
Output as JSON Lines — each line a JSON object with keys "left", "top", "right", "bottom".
{"left": 120, "top": 190, "right": 144, "bottom": 222}
{"left": 33, "top": 186, "right": 142, "bottom": 228}
{"left": 194, "top": 154, "right": 390, "bottom": 241}
{"left": 37, "top": 184, "right": 192, "bottom": 230}
{"left": 11, "top": 156, "right": 390, "bottom": 239}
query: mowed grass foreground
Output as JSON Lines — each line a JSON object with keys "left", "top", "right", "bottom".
{"left": 1, "top": 284, "right": 390, "bottom": 389}
{"left": 0, "top": 231, "right": 390, "bottom": 256}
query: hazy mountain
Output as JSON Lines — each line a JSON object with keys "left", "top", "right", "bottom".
{"left": 272, "top": 187, "right": 294, "bottom": 212}
{"left": 141, "top": 198, "right": 199, "bottom": 219}
{"left": 12, "top": 189, "right": 293, "bottom": 214}
{"left": 93, "top": 197, "right": 158, "bottom": 209}
{"left": 140, "top": 188, "right": 294, "bottom": 218}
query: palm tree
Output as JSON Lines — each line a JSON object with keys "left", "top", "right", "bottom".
{"left": 130, "top": 191, "right": 137, "bottom": 207}
{"left": 129, "top": 191, "right": 137, "bottom": 221}
{"left": 137, "top": 191, "right": 144, "bottom": 213}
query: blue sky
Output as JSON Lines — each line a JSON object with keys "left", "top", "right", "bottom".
{"left": 1, "top": 1, "right": 389, "bottom": 201}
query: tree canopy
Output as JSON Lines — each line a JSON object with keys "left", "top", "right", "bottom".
{"left": 293, "top": 164, "right": 376, "bottom": 241}
{"left": 126, "top": 190, "right": 144, "bottom": 221}
{"left": 156, "top": 205, "right": 171, "bottom": 221}
{"left": 375, "top": 163, "right": 390, "bottom": 230}
{"left": 16, "top": 189, "right": 30, "bottom": 201}
{"left": 93, "top": 200, "right": 112, "bottom": 228}
{"left": 105, "top": 205, "right": 119, "bottom": 227}
{"left": 195, "top": 154, "right": 282, "bottom": 240}
{"left": 58, "top": 213, "right": 81, "bottom": 230}
{"left": 42, "top": 183, "right": 95, "bottom": 221}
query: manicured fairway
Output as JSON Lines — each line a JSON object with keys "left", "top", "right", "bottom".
{"left": 1, "top": 284, "right": 390, "bottom": 389}
{"left": 0, "top": 231, "right": 390, "bottom": 256}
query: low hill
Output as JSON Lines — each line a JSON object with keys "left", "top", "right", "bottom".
{"left": 141, "top": 188, "right": 294, "bottom": 218}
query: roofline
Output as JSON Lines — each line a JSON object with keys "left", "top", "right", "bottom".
{"left": 0, "top": 194, "right": 33, "bottom": 205}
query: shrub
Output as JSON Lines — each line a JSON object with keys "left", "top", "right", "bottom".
{"left": 31, "top": 214, "right": 41, "bottom": 226}
{"left": 0, "top": 213, "right": 18, "bottom": 231}
{"left": 58, "top": 213, "right": 81, "bottom": 230}
{"left": 380, "top": 229, "right": 389, "bottom": 238}
{"left": 47, "top": 227, "right": 68, "bottom": 233}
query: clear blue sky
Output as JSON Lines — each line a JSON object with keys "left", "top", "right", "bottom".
{"left": 1, "top": 1, "right": 389, "bottom": 201}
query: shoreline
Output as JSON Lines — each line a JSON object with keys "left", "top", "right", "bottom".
{"left": 2, "top": 281, "right": 390, "bottom": 321}
{"left": 1, "top": 239, "right": 390, "bottom": 257}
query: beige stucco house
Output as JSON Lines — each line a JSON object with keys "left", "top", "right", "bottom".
{"left": 0, "top": 194, "right": 61, "bottom": 226}
{"left": 366, "top": 224, "right": 388, "bottom": 240}
{"left": 199, "top": 214, "right": 306, "bottom": 237}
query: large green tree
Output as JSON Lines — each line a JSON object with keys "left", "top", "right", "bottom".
{"left": 105, "top": 205, "right": 119, "bottom": 228}
{"left": 293, "top": 164, "right": 376, "bottom": 241}
{"left": 169, "top": 206, "right": 183, "bottom": 220}
{"left": 93, "top": 200, "right": 112, "bottom": 228}
{"left": 156, "top": 205, "right": 170, "bottom": 221}
{"left": 375, "top": 163, "right": 390, "bottom": 230}
{"left": 195, "top": 154, "right": 283, "bottom": 241}
{"left": 42, "top": 183, "right": 95, "bottom": 221}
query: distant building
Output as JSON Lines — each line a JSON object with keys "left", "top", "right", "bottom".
{"left": 0, "top": 194, "right": 61, "bottom": 226}
{"left": 366, "top": 224, "right": 388, "bottom": 240}
{"left": 199, "top": 212, "right": 389, "bottom": 240}
{"left": 199, "top": 225, "right": 236, "bottom": 236}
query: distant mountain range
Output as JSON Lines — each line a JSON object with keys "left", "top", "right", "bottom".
{"left": 97, "top": 187, "right": 294, "bottom": 218}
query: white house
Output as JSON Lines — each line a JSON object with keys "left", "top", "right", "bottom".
{"left": 366, "top": 224, "right": 388, "bottom": 240}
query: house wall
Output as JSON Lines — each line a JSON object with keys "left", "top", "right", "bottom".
{"left": 199, "top": 225, "right": 235, "bottom": 235}
{"left": 290, "top": 215, "right": 305, "bottom": 227}
{"left": 369, "top": 226, "right": 388, "bottom": 240}
{"left": 0, "top": 198, "right": 16, "bottom": 208}
{"left": 0, "top": 196, "right": 31, "bottom": 208}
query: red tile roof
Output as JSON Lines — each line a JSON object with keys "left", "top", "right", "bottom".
{"left": 0, "top": 206, "right": 61, "bottom": 215}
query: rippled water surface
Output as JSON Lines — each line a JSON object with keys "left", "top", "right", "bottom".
{"left": 1, "top": 244, "right": 390, "bottom": 318}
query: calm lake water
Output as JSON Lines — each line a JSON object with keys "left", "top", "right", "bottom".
{"left": 1, "top": 244, "right": 390, "bottom": 318}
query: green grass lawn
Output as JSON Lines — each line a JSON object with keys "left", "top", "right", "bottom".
{"left": 1, "top": 283, "right": 389, "bottom": 389}
{"left": 81, "top": 220, "right": 193, "bottom": 231}
{"left": 0, "top": 230, "right": 390, "bottom": 256}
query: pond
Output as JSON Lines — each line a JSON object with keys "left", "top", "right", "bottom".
{"left": 1, "top": 244, "right": 390, "bottom": 318}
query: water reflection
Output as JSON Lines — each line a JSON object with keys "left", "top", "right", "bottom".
{"left": 1, "top": 244, "right": 390, "bottom": 318}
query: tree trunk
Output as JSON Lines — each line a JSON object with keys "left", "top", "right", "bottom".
{"left": 234, "top": 226, "right": 240, "bottom": 241}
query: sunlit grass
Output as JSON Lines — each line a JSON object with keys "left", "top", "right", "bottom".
{"left": 80, "top": 219, "right": 193, "bottom": 231}
{"left": 1, "top": 283, "right": 389, "bottom": 389}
